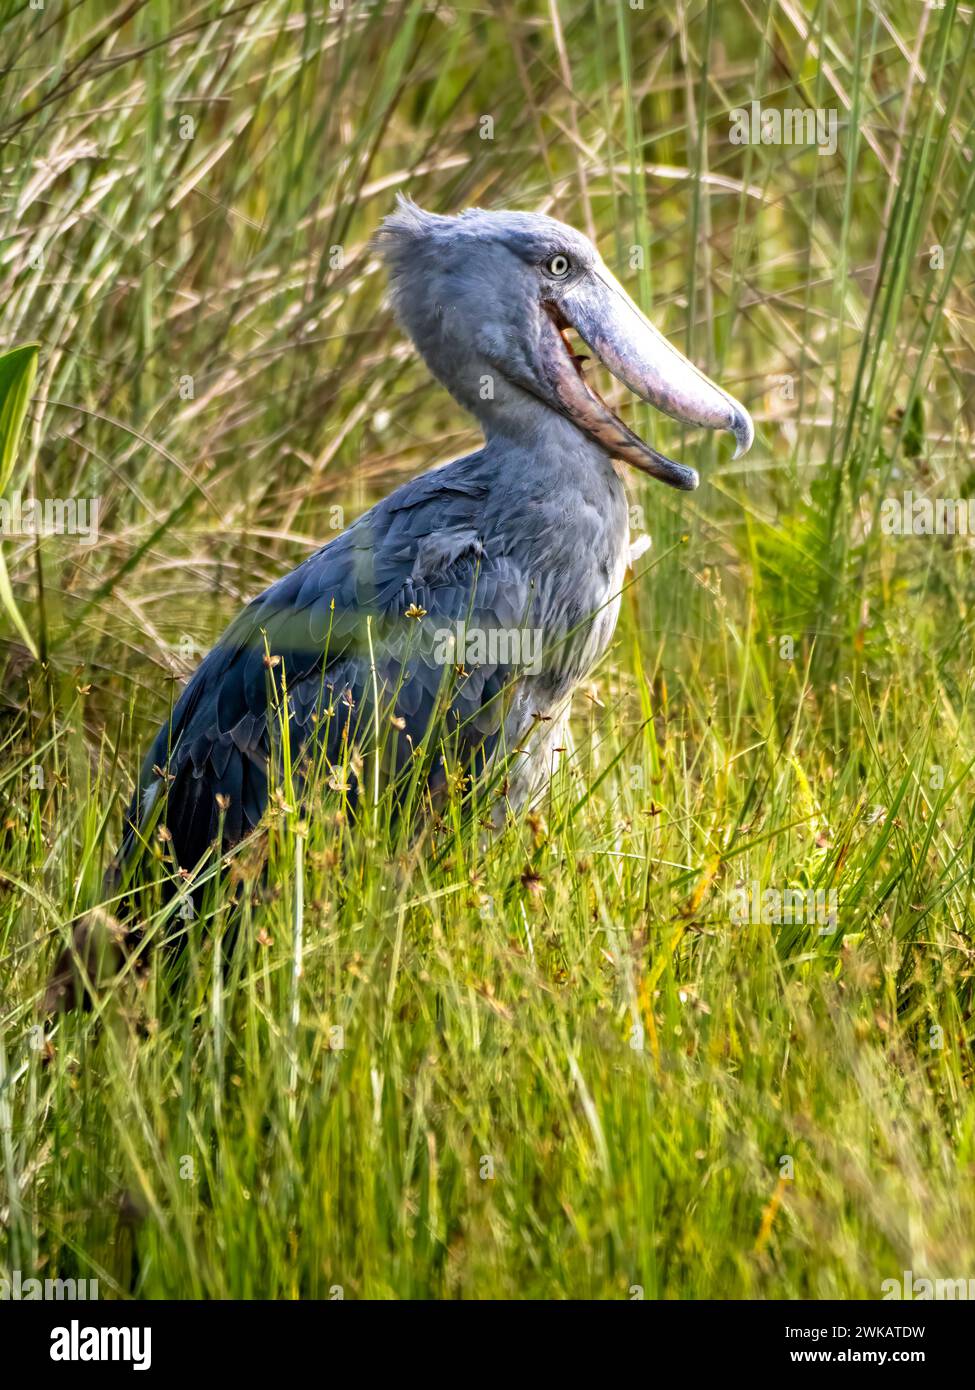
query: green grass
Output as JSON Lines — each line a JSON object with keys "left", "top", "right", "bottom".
{"left": 2, "top": 0, "right": 975, "bottom": 1298}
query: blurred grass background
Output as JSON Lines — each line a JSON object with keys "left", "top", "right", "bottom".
{"left": 1, "top": 0, "right": 974, "bottom": 1298}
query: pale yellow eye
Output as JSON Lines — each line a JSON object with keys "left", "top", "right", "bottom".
{"left": 546, "top": 253, "right": 571, "bottom": 277}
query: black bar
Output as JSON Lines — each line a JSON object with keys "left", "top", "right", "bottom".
{"left": 4, "top": 1298, "right": 967, "bottom": 1374}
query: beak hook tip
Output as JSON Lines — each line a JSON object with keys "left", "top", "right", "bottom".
{"left": 731, "top": 405, "right": 754, "bottom": 459}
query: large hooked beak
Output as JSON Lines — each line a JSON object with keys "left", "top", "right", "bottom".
{"left": 535, "top": 264, "right": 753, "bottom": 489}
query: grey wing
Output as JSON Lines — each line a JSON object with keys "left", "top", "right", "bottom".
{"left": 125, "top": 472, "right": 533, "bottom": 871}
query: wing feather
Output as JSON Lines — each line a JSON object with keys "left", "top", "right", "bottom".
{"left": 127, "top": 463, "right": 533, "bottom": 873}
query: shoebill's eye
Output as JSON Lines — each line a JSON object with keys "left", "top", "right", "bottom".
{"left": 545, "top": 253, "right": 571, "bottom": 278}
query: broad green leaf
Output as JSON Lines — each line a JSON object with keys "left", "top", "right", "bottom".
{"left": 0, "top": 343, "right": 40, "bottom": 658}
{"left": 0, "top": 342, "right": 39, "bottom": 493}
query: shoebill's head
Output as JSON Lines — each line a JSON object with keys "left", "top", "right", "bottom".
{"left": 376, "top": 196, "right": 753, "bottom": 490}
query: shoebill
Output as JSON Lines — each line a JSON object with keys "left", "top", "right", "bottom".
{"left": 46, "top": 197, "right": 753, "bottom": 1006}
